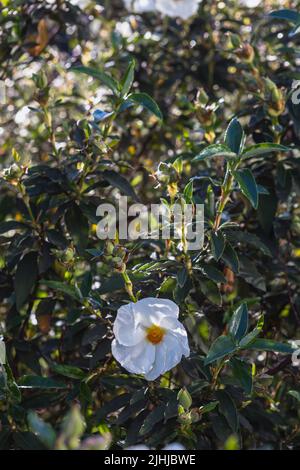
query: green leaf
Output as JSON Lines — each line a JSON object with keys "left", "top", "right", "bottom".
{"left": 96, "top": 393, "right": 132, "bottom": 422}
{"left": 183, "top": 180, "right": 194, "bottom": 203}
{"left": 13, "top": 432, "right": 47, "bottom": 450}
{"left": 103, "top": 170, "right": 139, "bottom": 201}
{"left": 201, "top": 264, "right": 226, "bottom": 283}
{"left": 225, "top": 230, "right": 271, "bottom": 257}
{"left": 80, "top": 271, "right": 93, "bottom": 297}
{"left": 216, "top": 390, "right": 239, "bottom": 432}
{"left": 239, "top": 315, "right": 264, "bottom": 348}
{"left": 121, "top": 59, "right": 135, "bottom": 97}
{"left": 245, "top": 338, "right": 295, "bottom": 354}
{"left": 230, "top": 358, "right": 253, "bottom": 395}
{"left": 290, "top": 23, "right": 300, "bottom": 37}
{"left": 241, "top": 143, "right": 290, "bottom": 159}
{"left": 4, "top": 363, "right": 21, "bottom": 403}
{"left": 199, "top": 279, "right": 222, "bottom": 306}
{"left": 14, "top": 251, "right": 38, "bottom": 310}
{"left": 41, "top": 280, "right": 81, "bottom": 300}
{"left": 65, "top": 204, "right": 89, "bottom": 249}
{"left": 229, "top": 303, "right": 249, "bottom": 342}
{"left": 27, "top": 411, "right": 56, "bottom": 449}
{"left": 224, "top": 118, "right": 245, "bottom": 155}
{"left": 238, "top": 255, "right": 266, "bottom": 291}
{"left": 269, "top": 9, "right": 300, "bottom": 24}
{"left": 18, "top": 375, "right": 67, "bottom": 389}
{"left": 233, "top": 168, "right": 259, "bottom": 209}
{"left": 221, "top": 243, "right": 239, "bottom": 273}
{"left": 127, "top": 92, "right": 163, "bottom": 121}
{"left": 199, "top": 401, "right": 219, "bottom": 414}
{"left": 177, "top": 267, "right": 188, "bottom": 288}
{"left": 0, "top": 221, "right": 30, "bottom": 234}
{"left": 210, "top": 231, "right": 225, "bottom": 261}
{"left": 288, "top": 390, "right": 300, "bottom": 402}
{"left": 193, "top": 144, "right": 237, "bottom": 162}
{"left": 204, "top": 335, "right": 237, "bottom": 365}
{"left": 50, "top": 363, "right": 85, "bottom": 380}
{"left": 139, "top": 404, "right": 165, "bottom": 436}
{"left": 70, "top": 66, "right": 120, "bottom": 95}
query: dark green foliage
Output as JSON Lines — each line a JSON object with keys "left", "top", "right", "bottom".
{"left": 0, "top": 0, "right": 300, "bottom": 452}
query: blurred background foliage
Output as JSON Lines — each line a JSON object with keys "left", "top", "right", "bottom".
{"left": 0, "top": 0, "right": 300, "bottom": 450}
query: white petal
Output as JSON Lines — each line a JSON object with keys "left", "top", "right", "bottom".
{"left": 133, "top": 297, "right": 179, "bottom": 327}
{"left": 163, "top": 332, "right": 185, "bottom": 370}
{"left": 144, "top": 341, "right": 167, "bottom": 381}
{"left": 114, "top": 303, "right": 145, "bottom": 346}
{"left": 159, "top": 317, "right": 190, "bottom": 356}
{"left": 112, "top": 339, "right": 155, "bottom": 375}
{"left": 144, "top": 325, "right": 190, "bottom": 380}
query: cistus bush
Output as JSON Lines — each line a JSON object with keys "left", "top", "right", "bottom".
{"left": 0, "top": 0, "right": 300, "bottom": 451}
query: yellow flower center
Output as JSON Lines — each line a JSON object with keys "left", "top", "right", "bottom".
{"left": 146, "top": 324, "right": 165, "bottom": 345}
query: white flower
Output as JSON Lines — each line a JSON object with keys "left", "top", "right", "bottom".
{"left": 163, "top": 442, "right": 186, "bottom": 450}
{"left": 126, "top": 442, "right": 185, "bottom": 450}
{"left": 112, "top": 298, "right": 190, "bottom": 381}
{"left": 0, "top": 340, "right": 6, "bottom": 365}
{"left": 156, "top": 0, "right": 201, "bottom": 20}
{"left": 240, "top": 0, "right": 261, "bottom": 7}
{"left": 124, "top": 0, "right": 156, "bottom": 13}
{"left": 126, "top": 445, "right": 150, "bottom": 450}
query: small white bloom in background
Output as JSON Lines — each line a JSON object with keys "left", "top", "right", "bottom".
{"left": 124, "top": 0, "right": 156, "bottom": 13}
{"left": 163, "top": 442, "right": 186, "bottom": 450}
{"left": 112, "top": 298, "right": 190, "bottom": 381}
{"left": 156, "top": 0, "right": 202, "bottom": 20}
{"left": 126, "top": 444, "right": 150, "bottom": 450}
{"left": 240, "top": 0, "right": 261, "bottom": 7}
{"left": 115, "top": 21, "right": 133, "bottom": 38}
{"left": 126, "top": 442, "right": 186, "bottom": 450}
{"left": 0, "top": 339, "right": 6, "bottom": 364}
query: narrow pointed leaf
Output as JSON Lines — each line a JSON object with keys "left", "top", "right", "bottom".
{"left": 269, "top": 9, "right": 300, "bottom": 24}
{"left": 193, "top": 144, "right": 237, "bottom": 162}
{"left": 204, "top": 335, "right": 237, "bottom": 365}
{"left": 121, "top": 59, "right": 135, "bottom": 97}
{"left": 242, "top": 143, "right": 290, "bottom": 159}
{"left": 70, "top": 66, "right": 120, "bottom": 95}
{"left": 127, "top": 93, "right": 163, "bottom": 121}
{"left": 229, "top": 303, "right": 249, "bottom": 341}
{"left": 210, "top": 231, "right": 225, "bottom": 261}
{"left": 233, "top": 168, "right": 259, "bottom": 209}
{"left": 224, "top": 118, "right": 245, "bottom": 155}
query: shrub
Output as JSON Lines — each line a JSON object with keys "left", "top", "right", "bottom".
{"left": 0, "top": 0, "right": 300, "bottom": 450}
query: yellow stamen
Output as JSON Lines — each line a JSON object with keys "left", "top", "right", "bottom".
{"left": 146, "top": 324, "right": 165, "bottom": 345}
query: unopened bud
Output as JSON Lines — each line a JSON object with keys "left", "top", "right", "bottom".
{"left": 177, "top": 387, "right": 192, "bottom": 410}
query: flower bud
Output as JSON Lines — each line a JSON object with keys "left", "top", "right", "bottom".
{"left": 104, "top": 240, "right": 115, "bottom": 256}
{"left": 264, "top": 78, "right": 285, "bottom": 117}
{"left": 177, "top": 387, "right": 192, "bottom": 410}
{"left": 178, "top": 410, "right": 193, "bottom": 425}
{"left": 225, "top": 32, "right": 241, "bottom": 50}
{"left": 195, "top": 88, "right": 209, "bottom": 107}
{"left": 236, "top": 43, "right": 254, "bottom": 63}
{"left": 2, "top": 163, "right": 23, "bottom": 182}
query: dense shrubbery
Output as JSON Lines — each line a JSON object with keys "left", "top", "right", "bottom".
{"left": 0, "top": 0, "right": 300, "bottom": 450}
